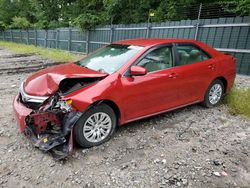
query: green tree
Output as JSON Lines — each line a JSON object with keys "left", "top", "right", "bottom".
{"left": 11, "top": 17, "right": 31, "bottom": 29}
{"left": 0, "top": 0, "right": 249, "bottom": 30}
{"left": 33, "top": 20, "right": 49, "bottom": 29}
{"left": 0, "top": 21, "right": 7, "bottom": 31}
{"left": 0, "top": 0, "right": 19, "bottom": 24}
{"left": 70, "top": 0, "right": 108, "bottom": 29}
{"left": 73, "top": 13, "right": 105, "bottom": 30}
{"left": 228, "top": 0, "right": 250, "bottom": 17}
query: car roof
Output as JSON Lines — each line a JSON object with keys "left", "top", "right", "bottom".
{"left": 113, "top": 38, "right": 222, "bottom": 57}
{"left": 113, "top": 38, "right": 199, "bottom": 47}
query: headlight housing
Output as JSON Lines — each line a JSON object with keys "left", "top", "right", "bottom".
{"left": 55, "top": 100, "right": 72, "bottom": 112}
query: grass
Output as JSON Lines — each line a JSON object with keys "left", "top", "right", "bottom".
{"left": 225, "top": 87, "right": 250, "bottom": 118}
{"left": 0, "top": 41, "right": 82, "bottom": 62}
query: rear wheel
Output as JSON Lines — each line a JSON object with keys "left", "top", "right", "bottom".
{"left": 202, "top": 79, "right": 224, "bottom": 108}
{"left": 74, "top": 104, "right": 117, "bottom": 148}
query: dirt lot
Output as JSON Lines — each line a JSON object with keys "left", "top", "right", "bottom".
{"left": 0, "top": 47, "right": 249, "bottom": 188}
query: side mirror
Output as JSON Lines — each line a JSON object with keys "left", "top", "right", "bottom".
{"left": 130, "top": 65, "right": 147, "bottom": 76}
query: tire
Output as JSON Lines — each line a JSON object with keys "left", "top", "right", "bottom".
{"left": 74, "top": 104, "right": 117, "bottom": 148}
{"left": 202, "top": 79, "right": 224, "bottom": 108}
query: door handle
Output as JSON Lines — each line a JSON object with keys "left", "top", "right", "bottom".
{"left": 208, "top": 64, "right": 215, "bottom": 70}
{"left": 168, "top": 73, "right": 178, "bottom": 78}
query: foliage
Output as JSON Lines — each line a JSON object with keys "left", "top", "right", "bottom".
{"left": 225, "top": 86, "right": 250, "bottom": 118}
{"left": 0, "top": 41, "right": 82, "bottom": 62}
{"left": 0, "top": 0, "right": 249, "bottom": 30}
{"left": 10, "top": 17, "right": 31, "bottom": 29}
{"left": 33, "top": 20, "right": 49, "bottom": 30}
{"left": 152, "top": 1, "right": 195, "bottom": 22}
{"left": 0, "top": 0, "right": 19, "bottom": 25}
{"left": 225, "top": 0, "right": 250, "bottom": 17}
{"left": 0, "top": 21, "right": 6, "bottom": 31}
{"left": 73, "top": 13, "right": 106, "bottom": 30}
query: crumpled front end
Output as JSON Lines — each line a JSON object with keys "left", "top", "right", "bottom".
{"left": 13, "top": 83, "right": 82, "bottom": 160}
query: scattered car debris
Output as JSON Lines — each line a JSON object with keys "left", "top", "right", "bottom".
{"left": 182, "top": 178, "right": 188, "bottom": 186}
{"left": 162, "top": 159, "right": 167, "bottom": 164}
{"left": 213, "top": 172, "right": 221, "bottom": 177}
{"left": 213, "top": 171, "right": 228, "bottom": 177}
{"left": 220, "top": 171, "right": 228, "bottom": 177}
{"left": 213, "top": 159, "right": 222, "bottom": 166}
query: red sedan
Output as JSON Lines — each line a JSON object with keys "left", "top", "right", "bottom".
{"left": 13, "top": 38, "right": 236, "bottom": 159}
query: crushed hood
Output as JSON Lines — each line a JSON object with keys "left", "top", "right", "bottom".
{"left": 24, "top": 63, "right": 107, "bottom": 96}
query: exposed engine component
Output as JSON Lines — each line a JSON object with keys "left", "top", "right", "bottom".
{"left": 27, "top": 112, "right": 61, "bottom": 133}
{"left": 19, "top": 77, "right": 102, "bottom": 111}
{"left": 18, "top": 77, "right": 105, "bottom": 160}
{"left": 59, "top": 77, "right": 101, "bottom": 94}
{"left": 55, "top": 100, "right": 72, "bottom": 112}
{"left": 24, "top": 111, "right": 82, "bottom": 160}
{"left": 22, "top": 91, "right": 83, "bottom": 160}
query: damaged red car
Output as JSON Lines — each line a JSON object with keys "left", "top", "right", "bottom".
{"left": 13, "top": 39, "right": 236, "bottom": 159}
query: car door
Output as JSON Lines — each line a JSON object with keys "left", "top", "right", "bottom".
{"left": 119, "top": 45, "right": 183, "bottom": 121}
{"left": 173, "top": 43, "right": 217, "bottom": 104}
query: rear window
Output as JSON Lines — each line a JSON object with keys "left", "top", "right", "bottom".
{"left": 176, "top": 44, "right": 210, "bottom": 66}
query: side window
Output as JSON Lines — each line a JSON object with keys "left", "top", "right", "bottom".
{"left": 137, "top": 46, "right": 173, "bottom": 72}
{"left": 176, "top": 45, "right": 210, "bottom": 66}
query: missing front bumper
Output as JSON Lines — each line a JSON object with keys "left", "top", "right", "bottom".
{"left": 24, "top": 111, "right": 82, "bottom": 160}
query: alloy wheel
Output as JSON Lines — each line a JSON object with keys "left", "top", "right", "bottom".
{"left": 83, "top": 112, "right": 112, "bottom": 143}
{"left": 208, "top": 83, "right": 223, "bottom": 105}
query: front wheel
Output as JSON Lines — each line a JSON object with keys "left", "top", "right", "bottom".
{"left": 202, "top": 79, "right": 224, "bottom": 108}
{"left": 74, "top": 104, "right": 117, "bottom": 148}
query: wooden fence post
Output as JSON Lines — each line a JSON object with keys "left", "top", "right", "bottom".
{"left": 20, "top": 30, "right": 22, "bottom": 43}
{"left": 44, "top": 30, "right": 48, "bottom": 47}
{"left": 146, "top": 24, "right": 151, "bottom": 38}
{"left": 10, "top": 30, "right": 13, "bottom": 41}
{"left": 110, "top": 25, "right": 113, "bottom": 43}
{"left": 35, "top": 29, "right": 37, "bottom": 46}
{"left": 86, "top": 30, "right": 89, "bottom": 54}
{"left": 27, "top": 30, "right": 29, "bottom": 44}
{"left": 68, "top": 28, "right": 72, "bottom": 51}
{"left": 56, "top": 29, "right": 59, "bottom": 49}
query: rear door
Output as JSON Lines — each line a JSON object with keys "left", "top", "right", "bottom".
{"left": 173, "top": 43, "right": 217, "bottom": 104}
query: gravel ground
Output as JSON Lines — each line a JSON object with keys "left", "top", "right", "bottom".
{"left": 0, "top": 48, "right": 249, "bottom": 188}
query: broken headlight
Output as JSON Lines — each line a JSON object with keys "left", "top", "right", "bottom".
{"left": 43, "top": 93, "right": 73, "bottom": 113}
{"left": 55, "top": 99, "right": 73, "bottom": 112}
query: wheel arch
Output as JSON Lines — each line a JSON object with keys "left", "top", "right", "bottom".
{"left": 202, "top": 76, "right": 228, "bottom": 102}
{"left": 214, "top": 76, "right": 228, "bottom": 93}
{"left": 89, "top": 99, "right": 121, "bottom": 125}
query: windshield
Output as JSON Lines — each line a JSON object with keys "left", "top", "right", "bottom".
{"left": 77, "top": 44, "right": 143, "bottom": 74}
